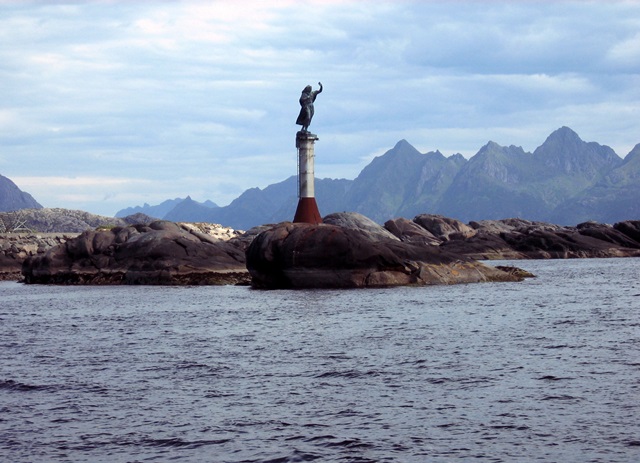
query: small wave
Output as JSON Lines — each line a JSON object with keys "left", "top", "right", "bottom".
{"left": 322, "top": 438, "right": 374, "bottom": 449}
{"left": 225, "top": 419, "right": 293, "bottom": 429}
{"left": 315, "top": 369, "right": 380, "bottom": 379}
{"left": 398, "top": 358, "right": 429, "bottom": 367}
{"left": 0, "top": 379, "right": 54, "bottom": 392}
{"left": 538, "top": 375, "right": 573, "bottom": 381}
{"left": 323, "top": 353, "right": 352, "bottom": 360}
{"left": 303, "top": 434, "right": 337, "bottom": 442}
{"left": 240, "top": 450, "right": 323, "bottom": 463}
{"left": 436, "top": 423, "right": 457, "bottom": 428}
{"left": 460, "top": 377, "right": 495, "bottom": 387}
{"left": 303, "top": 434, "right": 374, "bottom": 449}
{"left": 140, "top": 436, "right": 231, "bottom": 448}
{"left": 426, "top": 377, "right": 450, "bottom": 384}
{"left": 488, "top": 425, "right": 530, "bottom": 431}
{"left": 204, "top": 389, "right": 235, "bottom": 398}
{"left": 554, "top": 319, "right": 583, "bottom": 325}
{"left": 176, "top": 361, "right": 222, "bottom": 370}
{"left": 540, "top": 394, "right": 581, "bottom": 401}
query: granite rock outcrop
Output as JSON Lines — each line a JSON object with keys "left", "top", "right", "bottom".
{"left": 323, "top": 212, "right": 400, "bottom": 242}
{"left": 245, "top": 215, "right": 521, "bottom": 289}
{"left": 9, "top": 210, "right": 639, "bottom": 287}
{"left": 384, "top": 215, "right": 640, "bottom": 260}
{"left": 22, "top": 221, "right": 249, "bottom": 285}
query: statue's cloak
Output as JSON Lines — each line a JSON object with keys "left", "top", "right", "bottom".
{"left": 296, "top": 106, "right": 313, "bottom": 126}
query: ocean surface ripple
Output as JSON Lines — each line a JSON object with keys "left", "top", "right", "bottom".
{"left": 1, "top": 258, "right": 639, "bottom": 462}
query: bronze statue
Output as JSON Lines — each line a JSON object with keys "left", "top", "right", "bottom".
{"left": 296, "top": 82, "right": 322, "bottom": 132}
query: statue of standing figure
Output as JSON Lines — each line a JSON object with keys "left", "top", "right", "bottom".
{"left": 296, "top": 82, "right": 323, "bottom": 132}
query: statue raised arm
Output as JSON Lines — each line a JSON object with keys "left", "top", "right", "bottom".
{"left": 296, "top": 82, "right": 323, "bottom": 132}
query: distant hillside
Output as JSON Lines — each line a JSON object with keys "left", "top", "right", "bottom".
{"left": 115, "top": 197, "right": 218, "bottom": 219}
{"left": 119, "top": 127, "right": 639, "bottom": 227}
{"left": 0, "top": 208, "right": 138, "bottom": 233}
{"left": 189, "top": 176, "right": 352, "bottom": 230}
{"left": 550, "top": 142, "right": 640, "bottom": 224}
{"left": 0, "top": 174, "right": 42, "bottom": 212}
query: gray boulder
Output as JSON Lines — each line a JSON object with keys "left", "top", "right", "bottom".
{"left": 0, "top": 233, "right": 77, "bottom": 280}
{"left": 413, "top": 214, "right": 477, "bottom": 241}
{"left": 613, "top": 220, "right": 640, "bottom": 244}
{"left": 384, "top": 217, "right": 441, "bottom": 245}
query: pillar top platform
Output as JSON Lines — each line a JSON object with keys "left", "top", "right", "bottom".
{"left": 296, "top": 130, "right": 319, "bottom": 144}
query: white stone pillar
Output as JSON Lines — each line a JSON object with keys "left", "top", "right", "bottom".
{"left": 294, "top": 131, "right": 322, "bottom": 224}
{"left": 296, "top": 131, "right": 318, "bottom": 198}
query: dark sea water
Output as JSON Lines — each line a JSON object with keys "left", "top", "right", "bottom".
{"left": 1, "top": 258, "right": 639, "bottom": 463}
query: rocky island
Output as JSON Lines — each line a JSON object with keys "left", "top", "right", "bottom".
{"left": 246, "top": 219, "right": 520, "bottom": 289}
{"left": 6, "top": 210, "right": 640, "bottom": 288}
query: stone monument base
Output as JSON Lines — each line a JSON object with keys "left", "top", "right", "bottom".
{"left": 293, "top": 197, "right": 322, "bottom": 224}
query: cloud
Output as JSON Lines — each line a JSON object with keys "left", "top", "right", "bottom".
{"left": 0, "top": 0, "right": 639, "bottom": 216}
{"left": 606, "top": 32, "right": 640, "bottom": 71}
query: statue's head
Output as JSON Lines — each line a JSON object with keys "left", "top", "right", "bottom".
{"left": 303, "top": 85, "right": 312, "bottom": 93}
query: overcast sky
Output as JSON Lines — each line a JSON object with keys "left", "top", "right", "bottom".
{"left": 1, "top": 0, "right": 639, "bottom": 216}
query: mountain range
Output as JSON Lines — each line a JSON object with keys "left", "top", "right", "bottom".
{"left": 114, "top": 127, "right": 640, "bottom": 229}
{"left": 116, "top": 197, "right": 219, "bottom": 219}
{"left": 2, "top": 127, "right": 638, "bottom": 230}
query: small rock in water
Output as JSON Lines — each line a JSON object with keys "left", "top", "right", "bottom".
{"left": 495, "top": 265, "right": 536, "bottom": 279}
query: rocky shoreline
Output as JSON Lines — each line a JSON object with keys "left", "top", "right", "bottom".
{"left": 5, "top": 212, "right": 640, "bottom": 287}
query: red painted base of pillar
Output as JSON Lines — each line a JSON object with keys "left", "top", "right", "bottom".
{"left": 293, "top": 197, "right": 322, "bottom": 224}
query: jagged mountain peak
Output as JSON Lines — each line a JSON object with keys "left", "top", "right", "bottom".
{"left": 482, "top": 140, "right": 502, "bottom": 150}
{"left": 386, "top": 139, "right": 421, "bottom": 157}
{"left": 546, "top": 126, "right": 581, "bottom": 143}
{"left": 536, "top": 126, "right": 585, "bottom": 158}
{"left": 394, "top": 139, "right": 412, "bottom": 148}
{"left": 474, "top": 141, "right": 528, "bottom": 160}
{"left": 424, "top": 149, "right": 449, "bottom": 161}
{"left": 534, "top": 127, "right": 621, "bottom": 176}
